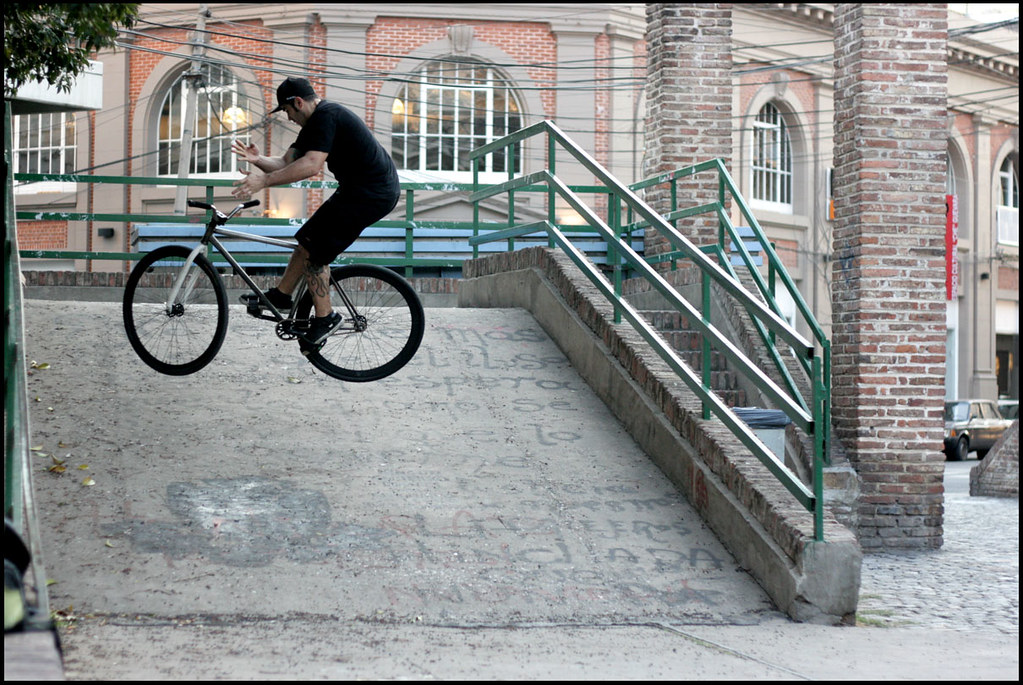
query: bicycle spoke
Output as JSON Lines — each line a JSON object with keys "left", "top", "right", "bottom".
{"left": 123, "top": 247, "right": 228, "bottom": 375}
{"left": 298, "top": 265, "right": 424, "bottom": 382}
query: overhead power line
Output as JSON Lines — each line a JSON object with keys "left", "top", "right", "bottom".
{"left": 12, "top": 6, "right": 1017, "bottom": 194}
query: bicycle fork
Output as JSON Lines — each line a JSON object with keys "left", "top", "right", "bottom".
{"left": 165, "top": 243, "right": 208, "bottom": 315}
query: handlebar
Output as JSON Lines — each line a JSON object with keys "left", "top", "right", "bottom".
{"left": 188, "top": 199, "right": 260, "bottom": 223}
{"left": 188, "top": 199, "right": 260, "bottom": 211}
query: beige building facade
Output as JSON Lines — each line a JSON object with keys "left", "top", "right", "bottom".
{"left": 12, "top": 3, "right": 1018, "bottom": 403}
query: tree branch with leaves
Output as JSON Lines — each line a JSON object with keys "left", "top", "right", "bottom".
{"left": 3, "top": 3, "right": 140, "bottom": 99}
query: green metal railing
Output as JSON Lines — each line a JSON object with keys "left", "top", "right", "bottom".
{"left": 11, "top": 174, "right": 480, "bottom": 277}
{"left": 469, "top": 120, "right": 828, "bottom": 541}
{"left": 12, "top": 173, "right": 637, "bottom": 279}
{"left": 10, "top": 127, "right": 830, "bottom": 541}
{"left": 630, "top": 160, "right": 832, "bottom": 474}
{"left": 5, "top": 102, "right": 53, "bottom": 628}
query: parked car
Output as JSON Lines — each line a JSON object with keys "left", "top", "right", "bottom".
{"left": 997, "top": 399, "right": 1018, "bottom": 420}
{"left": 944, "top": 399, "right": 1014, "bottom": 461}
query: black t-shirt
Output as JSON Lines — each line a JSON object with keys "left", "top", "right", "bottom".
{"left": 290, "top": 100, "right": 399, "bottom": 204}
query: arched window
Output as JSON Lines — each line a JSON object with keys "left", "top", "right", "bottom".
{"left": 391, "top": 59, "right": 522, "bottom": 180}
{"left": 998, "top": 156, "right": 1019, "bottom": 245}
{"left": 158, "top": 63, "right": 251, "bottom": 177}
{"left": 750, "top": 102, "right": 793, "bottom": 211}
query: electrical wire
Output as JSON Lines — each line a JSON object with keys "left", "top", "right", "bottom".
{"left": 13, "top": 6, "right": 1018, "bottom": 203}
{"left": 111, "top": 26, "right": 1016, "bottom": 137}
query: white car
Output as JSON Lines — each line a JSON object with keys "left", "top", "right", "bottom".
{"left": 943, "top": 399, "right": 1014, "bottom": 461}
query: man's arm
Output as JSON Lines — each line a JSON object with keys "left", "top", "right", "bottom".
{"left": 232, "top": 149, "right": 328, "bottom": 199}
{"left": 232, "top": 140, "right": 289, "bottom": 173}
{"left": 261, "top": 150, "right": 327, "bottom": 186}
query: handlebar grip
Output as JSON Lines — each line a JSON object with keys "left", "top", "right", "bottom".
{"left": 241, "top": 199, "right": 261, "bottom": 209}
{"left": 187, "top": 199, "right": 213, "bottom": 210}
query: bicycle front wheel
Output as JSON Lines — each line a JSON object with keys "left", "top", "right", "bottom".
{"left": 297, "top": 264, "right": 425, "bottom": 382}
{"left": 123, "top": 245, "right": 229, "bottom": 375}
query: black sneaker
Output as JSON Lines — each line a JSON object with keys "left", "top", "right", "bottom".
{"left": 301, "top": 311, "right": 343, "bottom": 345}
{"left": 240, "top": 287, "right": 293, "bottom": 311}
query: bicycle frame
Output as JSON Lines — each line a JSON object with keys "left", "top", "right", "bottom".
{"left": 170, "top": 200, "right": 358, "bottom": 325}
{"left": 206, "top": 230, "right": 301, "bottom": 321}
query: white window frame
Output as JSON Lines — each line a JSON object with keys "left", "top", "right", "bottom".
{"left": 997, "top": 157, "right": 1019, "bottom": 246}
{"left": 391, "top": 59, "right": 523, "bottom": 183}
{"left": 750, "top": 103, "right": 793, "bottom": 214}
{"left": 158, "top": 64, "right": 250, "bottom": 179}
{"left": 12, "top": 112, "right": 78, "bottom": 195}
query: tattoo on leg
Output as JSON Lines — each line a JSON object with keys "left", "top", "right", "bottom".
{"left": 304, "top": 262, "right": 330, "bottom": 301}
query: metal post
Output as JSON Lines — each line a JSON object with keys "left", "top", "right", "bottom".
{"left": 702, "top": 271, "right": 712, "bottom": 421}
{"left": 547, "top": 133, "right": 556, "bottom": 248}
{"left": 813, "top": 354, "right": 824, "bottom": 541}
{"left": 472, "top": 159, "right": 480, "bottom": 259}
{"left": 173, "top": 5, "right": 210, "bottom": 214}
{"left": 405, "top": 189, "right": 415, "bottom": 278}
{"left": 610, "top": 195, "right": 622, "bottom": 324}
{"left": 4, "top": 100, "right": 22, "bottom": 524}
{"left": 508, "top": 143, "right": 516, "bottom": 252}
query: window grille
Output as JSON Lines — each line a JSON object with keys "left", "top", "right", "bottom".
{"left": 392, "top": 59, "right": 523, "bottom": 180}
{"left": 997, "top": 157, "right": 1019, "bottom": 245}
{"left": 751, "top": 103, "right": 793, "bottom": 211}
{"left": 13, "top": 112, "right": 77, "bottom": 193}
{"left": 158, "top": 63, "right": 251, "bottom": 177}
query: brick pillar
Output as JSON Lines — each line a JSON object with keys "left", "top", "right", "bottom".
{"left": 305, "top": 15, "right": 327, "bottom": 214}
{"left": 643, "top": 4, "right": 732, "bottom": 261}
{"left": 831, "top": 4, "right": 948, "bottom": 550}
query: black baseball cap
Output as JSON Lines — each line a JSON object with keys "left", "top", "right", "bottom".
{"left": 270, "top": 77, "right": 317, "bottom": 113}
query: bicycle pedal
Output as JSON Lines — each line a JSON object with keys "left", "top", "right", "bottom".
{"left": 298, "top": 338, "right": 322, "bottom": 357}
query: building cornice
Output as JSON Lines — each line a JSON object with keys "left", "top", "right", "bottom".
{"left": 765, "top": 3, "right": 1018, "bottom": 82}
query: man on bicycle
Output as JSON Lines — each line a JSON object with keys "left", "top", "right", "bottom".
{"left": 231, "top": 76, "right": 401, "bottom": 345}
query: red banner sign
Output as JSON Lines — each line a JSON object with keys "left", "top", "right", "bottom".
{"left": 946, "top": 194, "right": 958, "bottom": 300}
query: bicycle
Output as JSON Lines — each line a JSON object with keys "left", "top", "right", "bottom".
{"left": 122, "top": 199, "right": 425, "bottom": 382}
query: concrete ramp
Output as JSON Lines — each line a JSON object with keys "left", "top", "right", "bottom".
{"left": 24, "top": 301, "right": 778, "bottom": 632}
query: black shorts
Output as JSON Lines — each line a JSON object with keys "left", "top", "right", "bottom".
{"left": 295, "top": 188, "right": 400, "bottom": 267}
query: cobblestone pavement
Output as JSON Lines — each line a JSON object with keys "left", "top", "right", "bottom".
{"left": 857, "top": 460, "right": 1019, "bottom": 633}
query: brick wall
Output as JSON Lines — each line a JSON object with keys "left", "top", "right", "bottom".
{"left": 305, "top": 16, "right": 328, "bottom": 214}
{"left": 17, "top": 221, "right": 67, "bottom": 250}
{"left": 643, "top": 3, "right": 733, "bottom": 261}
{"left": 20, "top": 270, "right": 461, "bottom": 297}
{"left": 832, "top": 4, "right": 949, "bottom": 550}
{"left": 366, "top": 17, "right": 558, "bottom": 119}
{"left": 738, "top": 66, "right": 819, "bottom": 135}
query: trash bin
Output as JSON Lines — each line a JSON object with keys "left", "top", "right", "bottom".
{"left": 732, "top": 407, "right": 791, "bottom": 459}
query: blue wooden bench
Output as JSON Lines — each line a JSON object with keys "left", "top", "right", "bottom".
{"left": 728, "top": 226, "right": 764, "bottom": 267}
{"left": 131, "top": 222, "right": 645, "bottom": 268}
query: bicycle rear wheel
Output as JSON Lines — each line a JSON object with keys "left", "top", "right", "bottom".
{"left": 123, "top": 245, "right": 229, "bottom": 375}
{"left": 297, "top": 264, "right": 425, "bottom": 382}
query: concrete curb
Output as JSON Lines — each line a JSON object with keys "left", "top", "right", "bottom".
{"left": 459, "top": 249, "right": 861, "bottom": 624}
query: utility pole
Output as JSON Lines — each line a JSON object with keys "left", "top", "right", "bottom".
{"left": 174, "top": 4, "right": 210, "bottom": 214}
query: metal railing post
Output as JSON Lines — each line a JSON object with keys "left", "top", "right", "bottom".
{"left": 610, "top": 194, "right": 623, "bottom": 324}
{"left": 547, "top": 132, "right": 556, "bottom": 248}
{"left": 472, "top": 158, "right": 480, "bottom": 259}
{"left": 813, "top": 354, "right": 825, "bottom": 541}
{"left": 405, "top": 188, "right": 415, "bottom": 278}
{"left": 701, "top": 270, "right": 712, "bottom": 421}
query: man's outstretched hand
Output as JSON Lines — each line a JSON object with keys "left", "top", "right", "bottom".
{"left": 231, "top": 139, "right": 261, "bottom": 165}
